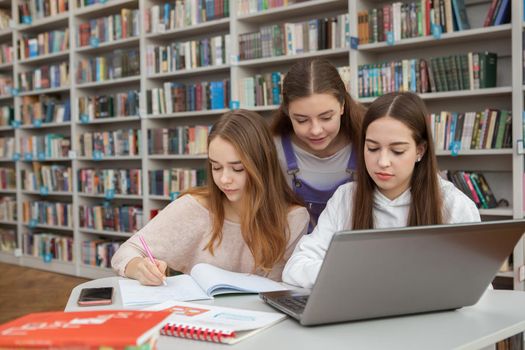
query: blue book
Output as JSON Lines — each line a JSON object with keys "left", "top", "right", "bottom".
{"left": 451, "top": 0, "right": 471, "bottom": 31}
{"left": 494, "top": 0, "right": 510, "bottom": 25}
{"left": 210, "top": 81, "right": 225, "bottom": 109}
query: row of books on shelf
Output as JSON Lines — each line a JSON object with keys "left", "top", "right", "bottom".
{"left": 23, "top": 201, "right": 73, "bottom": 228}
{"left": 21, "top": 164, "right": 72, "bottom": 192}
{"left": 77, "top": 91, "right": 139, "bottom": 121}
{"left": 149, "top": 168, "right": 206, "bottom": 196}
{"left": 77, "top": 9, "right": 140, "bottom": 48}
{"left": 145, "top": 35, "right": 229, "bottom": 75}
{"left": 0, "top": 228, "right": 15, "bottom": 252}
{"left": 0, "top": 44, "right": 13, "bottom": 65}
{"left": 78, "top": 168, "right": 142, "bottom": 196}
{"left": 78, "top": 129, "right": 140, "bottom": 158}
{"left": 20, "top": 134, "right": 71, "bottom": 159}
{"left": 0, "top": 76, "right": 13, "bottom": 97}
{"left": 22, "top": 232, "right": 73, "bottom": 262}
{"left": 21, "top": 96, "right": 71, "bottom": 125}
{"left": 239, "top": 14, "right": 349, "bottom": 60}
{"left": 148, "top": 126, "right": 209, "bottom": 156}
{"left": 81, "top": 239, "right": 121, "bottom": 268}
{"left": 0, "top": 169, "right": 15, "bottom": 190}
{"left": 430, "top": 109, "right": 512, "bottom": 151}
{"left": 239, "top": 72, "right": 283, "bottom": 108}
{"left": 76, "top": 49, "right": 140, "bottom": 84}
{"left": 145, "top": 0, "right": 229, "bottom": 34}
{"left": 0, "top": 197, "right": 16, "bottom": 222}
{"left": 0, "top": 107, "right": 14, "bottom": 126}
{"left": 441, "top": 170, "right": 498, "bottom": 209}
{"left": 358, "top": 0, "right": 472, "bottom": 45}
{"left": 147, "top": 79, "right": 229, "bottom": 115}
{"left": 357, "top": 52, "right": 496, "bottom": 98}
{"left": 19, "top": 29, "right": 69, "bottom": 60}
{"left": 19, "top": 63, "right": 69, "bottom": 92}
{"left": 79, "top": 204, "right": 143, "bottom": 233}
{"left": 18, "top": 0, "right": 69, "bottom": 24}
{"left": 237, "top": 0, "right": 292, "bottom": 16}
{"left": 0, "top": 137, "right": 14, "bottom": 159}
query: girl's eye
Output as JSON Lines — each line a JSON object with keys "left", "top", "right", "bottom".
{"left": 392, "top": 150, "right": 405, "bottom": 155}
{"left": 233, "top": 168, "right": 244, "bottom": 173}
{"left": 212, "top": 167, "right": 222, "bottom": 171}
{"left": 367, "top": 148, "right": 379, "bottom": 152}
{"left": 295, "top": 119, "right": 307, "bottom": 124}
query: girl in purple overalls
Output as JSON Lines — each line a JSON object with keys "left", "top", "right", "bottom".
{"left": 271, "top": 59, "right": 366, "bottom": 232}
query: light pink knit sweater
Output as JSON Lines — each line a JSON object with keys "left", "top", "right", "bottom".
{"left": 111, "top": 194, "right": 309, "bottom": 281}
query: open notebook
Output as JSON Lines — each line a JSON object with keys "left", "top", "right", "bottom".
{"left": 147, "top": 300, "right": 286, "bottom": 344}
{"left": 119, "top": 263, "right": 287, "bottom": 307}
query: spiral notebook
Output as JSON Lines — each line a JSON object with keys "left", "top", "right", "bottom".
{"left": 146, "top": 300, "right": 286, "bottom": 344}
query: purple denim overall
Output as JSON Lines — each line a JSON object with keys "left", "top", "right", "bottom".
{"left": 282, "top": 135, "right": 357, "bottom": 232}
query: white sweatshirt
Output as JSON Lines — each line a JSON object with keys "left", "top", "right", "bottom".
{"left": 282, "top": 177, "right": 481, "bottom": 288}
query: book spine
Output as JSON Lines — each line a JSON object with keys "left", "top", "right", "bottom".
{"left": 161, "top": 323, "right": 235, "bottom": 343}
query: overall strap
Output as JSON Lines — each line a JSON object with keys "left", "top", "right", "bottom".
{"left": 346, "top": 146, "right": 357, "bottom": 181}
{"left": 281, "top": 135, "right": 302, "bottom": 188}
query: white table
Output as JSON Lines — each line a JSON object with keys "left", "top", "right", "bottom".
{"left": 66, "top": 277, "right": 525, "bottom": 350}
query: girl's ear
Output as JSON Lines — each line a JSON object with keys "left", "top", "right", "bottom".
{"left": 340, "top": 101, "right": 345, "bottom": 116}
{"left": 416, "top": 142, "right": 427, "bottom": 161}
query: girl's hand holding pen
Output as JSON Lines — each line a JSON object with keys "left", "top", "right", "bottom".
{"left": 124, "top": 256, "right": 168, "bottom": 286}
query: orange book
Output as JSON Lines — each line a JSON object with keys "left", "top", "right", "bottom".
{"left": 0, "top": 309, "right": 171, "bottom": 349}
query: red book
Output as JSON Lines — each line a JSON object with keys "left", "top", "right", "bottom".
{"left": 0, "top": 309, "right": 171, "bottom": 349}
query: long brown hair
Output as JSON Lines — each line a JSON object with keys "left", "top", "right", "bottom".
{"left": 352, "top": 92, "right": 443, "bottom": 229}
{"left": 186, "top": 110, "right": 303, "bottom": 272}
{"left": 271, "top": 58, "right": 365, "bottom": 145}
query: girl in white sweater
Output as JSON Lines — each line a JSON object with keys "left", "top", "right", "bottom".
{"left": 112, "top": 110, "right": 309, "bottom": 286}
{"left": 283, "top": 92, "right": 480, "bottom": 288}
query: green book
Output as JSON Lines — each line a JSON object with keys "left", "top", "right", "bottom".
{"left": 479, "top": 52, "right": 497, "bottom": 88}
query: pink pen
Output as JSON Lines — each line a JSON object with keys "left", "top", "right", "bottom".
{"left": 138, "top": 235, "right": 167, "bottom": 286}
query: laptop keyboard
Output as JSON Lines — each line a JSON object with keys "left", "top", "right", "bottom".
{"left": 277, "top": 295, "right": 309, "bottom": 313}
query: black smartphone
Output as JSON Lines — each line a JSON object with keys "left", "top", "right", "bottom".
{"left": 77, "top": 287, "right": 114, "bottom": 306}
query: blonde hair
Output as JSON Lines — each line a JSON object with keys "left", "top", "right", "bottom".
{"left": 186, "top": 110, "right": 303, "bottom": 272}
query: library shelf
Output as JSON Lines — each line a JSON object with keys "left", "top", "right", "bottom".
{"left": 78, "top": 193, "right": 143, "bottom": 200}
{"left": 76, "top": 155, "right": 142, "bottom": 161}
{"left": 18, "top": 86, "right": 70, "bottom": 97}
{"left": 74, "top": 0, "right": 138, "bottom": 17}
{"left": 359, "top": 87, "right": 513, "bottom": 104}
{"left": 21, "top": 190, "right": 72, "bottom": 196}
{"left": 0, "top": 220, "right": 17, "bottom": 225}
{"left": 79, "top": 227, "right": 134, "bottom": 238}
{"left": 145, "top": 17, "right": 230, "bottom": 40}
{"left": 75, "top": 36, "right": 140, "bottom": 55}
{"left": 435, "top": 149, "right": 513, "bottom": 156}
{"left": 18, "top": 51, "right": 70, "bottom": 65}
{"left": 17, "top": 12, "right": 69, "bottom": 32}
{"left": 0, "top": 189, "right": 16, "bottom": 194}
{"left": 76, "top": 116, "right": 140, "bottom": 124}
{"left": 145, "top": 108, "right": 229, "bottom": 120}
{"left": 148, "top": 154, "right": 207, "bottom": 160}
{"left": 24, "top": 223, "right": 74, "bottom": 231}
{"left": 20, "top": 122, "right": 72, "bottom": 129}
{"left": 0, "top": 28, "right": 12, "bottom": 40}
{"left": 479, "top": 208, "right": 514, "bottom": 217}
{"left": 358, "top": 24, "right": 512, "bottom": 53}
{"left": 147, "top": 64, "right": 230, "bottom": 79}
{"left": 237, "top": 0, "right": 346, "bottom": 24}
{"left": 237, "top": 47, "right": 349, "bottom": 68}
{"left": 0, "top": 62, "right": 13, "bottom": 70}
{"left": 0, "top": 251, "right": 19, "bottom": 264}
{"left": 76, "top": 76, "right": 141, "bottom": 89}
{"left": 21, "top": 254, "right": 76, "bottom": 275}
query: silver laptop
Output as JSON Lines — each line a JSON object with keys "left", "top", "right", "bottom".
{"left": 260, "top": 219, "right": 525, "bottom": 326}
